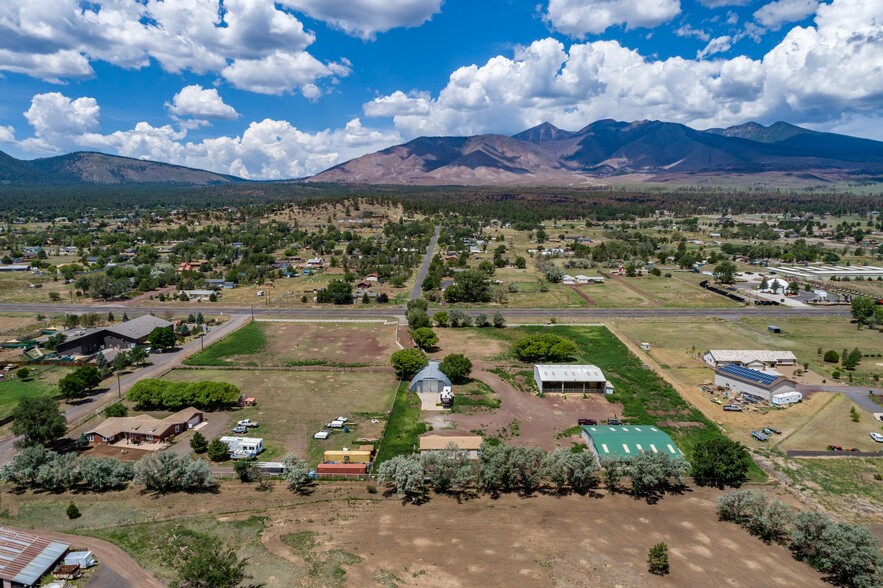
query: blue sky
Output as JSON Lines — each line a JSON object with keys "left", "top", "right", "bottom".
{"left": 0, "top": 0, "right": 880, "bottom": 178}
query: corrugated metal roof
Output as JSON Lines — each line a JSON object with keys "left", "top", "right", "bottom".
{"left": 409, "top": 361, "right": 452, "bottom": 389}
{"left": 535, "top": 365, "right": 606, "bottom": 382}
{"left": 706, "top": 350, "right": 796, "bottom": 364}
{"left": 0, "top": 527, "right": 68, "bottom": 586}
{"left": 581, "top": 425, "right": 682, "bottom": 459}
{"left": 104, "top": 315, "right": 173, "bottom": 340}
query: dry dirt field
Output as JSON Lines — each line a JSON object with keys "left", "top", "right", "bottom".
{"left": 256, "top": 321, "right": 401, "bottom": 366}
{"left": 427, "top": 329, "right": 509, "bottom": 362}
{"left": 1, "top": 482, "right": 828, "bottom": 588}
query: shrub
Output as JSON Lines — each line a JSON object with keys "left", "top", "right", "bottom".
{"left": 439, "top": 354, "right": 473, "bottom": 383}
{"left": 647, "top": 542, "right": 669, "bottom": 575}
{"left": 281, "top": 454, "right": 312, "bottom": 492}
{"left": 66, "top": 502, "right": 81, "bottom": 520}
{"left": 103, "top": 402, "right": 128, "bottom": 418}
{"left": 411, "top": 327, "right": 438, "bottom": 350}
{"left": 190, "top": 431, "right": 208, "bottom": 454}
{"left": 207, "top": 438, "right": 229, "bottom": 462}
{"left": 824, "top": 350, "right": 840, "bottom": 363}
{"left": 691, "top": 437, "right": 751, "bottom": 488}
{"left": 133, "top": 452, "right": 216, "bottom": 492}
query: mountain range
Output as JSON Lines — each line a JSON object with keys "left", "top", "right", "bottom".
{"left": 2, "top": 119, "right": 883, "bottom": 187}
{"left": 0, "top": 150, "right": 239, "bottom": 186}
{"left": 308, "top": 120, "right": 883, "bottom": 185}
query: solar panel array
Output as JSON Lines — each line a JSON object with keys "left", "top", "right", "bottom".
{"left": 719, "top": 363, "right": 778, "bottom": 386}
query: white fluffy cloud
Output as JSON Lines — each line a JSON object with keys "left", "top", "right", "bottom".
{"left": 281, "top": 0, "right": 443, "bottom": 39}
{"left": 754, "top": 0, "right": 819, "bottom": 30}
{"left": 545, "top": 0, "right": 681, "bottom": 36}
{"left": 21, "top": 92, "right": 100, "bottom": 151}
{"left": 366, "top": 0, "right": 883, "bottom": 139}
{"left": 0, "top": 125, "right": 15, "bottom": 144}
{"left": 15, "top": 92, "right": 401, "bottom": 179}
{"left": 697, "top": 35, "right": 733, "bottom": 59}
{"left": 0, "top": 0, "right": 346, "bottom": 94}
{"left": 166, "top": 85, "right": 239, "bottom": 120}
{"left": 697, "top": 0, "right": 751, "bottom": 6}
{"left": 222, "top": 52, "right": 351, "bottom": 96}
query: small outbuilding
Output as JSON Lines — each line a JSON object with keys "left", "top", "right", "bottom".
{"left": 534, "top": 365, "right": 614, "bottom": 394}
{"left": 0, "top": 526, "right": 70, "bottom": 588}
{"left": 714, "top": 364, "right": 797, "bottom": 402}
{"left": 409, "top": 360, "right": 452, "bottom": 394}
{"left": 418, "top": 433, "right": 483, "bottom": 459}
{"left": 322, "top": 449, "right": 372, "bottom": 464}
{"left": 582, "top": 425, "right": 683, "bottom": 460}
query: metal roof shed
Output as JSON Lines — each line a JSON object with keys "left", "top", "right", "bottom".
{"left": 581, "top": 425, "right": 683, "bottom": 460}
{"left": 534, "top": 364, "right": 614, "bottom": 394}
{"left": 0, "top": 526, "right": 69, "bottom": 587}
{"left": 409, "top": 361, "right": 452, "bottom": 393}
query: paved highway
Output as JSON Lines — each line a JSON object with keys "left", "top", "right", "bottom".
{"left": 410, "top": 225, "right": 440, "bottom": 301}
{"left": 0, "top": 302, "right": 853, "bottom": 320}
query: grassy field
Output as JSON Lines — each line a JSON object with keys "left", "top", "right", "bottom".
{"left": 0, "top": 366, "right": 70, "bottom": 419}
{"left": 184, "top": 321, "right": 267, "bottom": 366}
{"left": 773, "top": 456, "right": 883, "bottom": 520}
{"left": 621, "top": 274, "right": 742, "bottom": 308}
{"left": 375, "top": 383, "right": 425, "bottom": 463}
{"left": 163, "top": 369, "right": 396, "bottom": 463}
{"left": 451, "top": 380, "right": 500, "bottom": 413}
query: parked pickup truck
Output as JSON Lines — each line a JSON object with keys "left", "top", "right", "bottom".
{"left": 577, "top": 418, "right": 597, "bottom": 426}
{"left": 237, "top": 419, "right": 259, "bottom": 428}
{"left": 232, "top": 426, "right": 247, "bottom": 434}
{"left": 723, "top": 404, "right": 742, "bottom": 412}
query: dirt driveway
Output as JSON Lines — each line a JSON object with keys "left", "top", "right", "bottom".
{"left": 427, "top": 367, "right": 622, "bottom": 450}
{"left": 30, "top": 528, "right": 164, "bottom": 588}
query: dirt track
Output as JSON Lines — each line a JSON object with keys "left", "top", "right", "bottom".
{"left": 31, "top": 527, "right": 164, "bottom": 588}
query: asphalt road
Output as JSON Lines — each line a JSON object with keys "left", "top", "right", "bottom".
{"left": 0, "top": 302, "right": 853, "bottom": 320}
{"left": 410, "top": 225, "right": 440, "bottom": 301}
{"left": 797, "top": 383, "right": 883, "bottom": 414}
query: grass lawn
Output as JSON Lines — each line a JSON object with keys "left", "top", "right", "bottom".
{"left": 0, "top": 366, "right": 69, "bottom": 419}
{"left": 375, "top": 383, "right": 425, "bottom": 463}
{"left": 184, "top": 321, "right": 267, "bottom": 366}
{"left": 163, "top": 369, "right": 397, "bottom": 463}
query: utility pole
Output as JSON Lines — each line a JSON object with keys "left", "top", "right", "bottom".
{"left": 117, "top": 369, "right": 121, "bottom": 399}
{"left": 251, "top": 304, "right": 254, "bottom": 320}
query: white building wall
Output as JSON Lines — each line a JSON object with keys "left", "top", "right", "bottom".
{"left": 714, "top": 374, "right": 796, "bottom": 402}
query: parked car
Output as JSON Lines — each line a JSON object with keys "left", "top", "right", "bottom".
{"left": 335, "top": 416, "right": 348, "bottom": 423}
{"left": 846, "top": 448, "right": 861, "bottom": 452}
{"left": 313, "top": 430, "right": 331, "bottom": 439}
{"left": 607, "top": 418, "right": 622, "bottom": 426}
{"left": 766, "top": 427, "right": 782, "bottom": 434}
{"left": 711, "top": 398, "right": 722, "bottom": 405}
{"left": 232, "top": 426, "right": 247, "bottom": 434}
{"left": 870, "top": 432, "right": 883, "bottom": 443}
{"left": 829, "top": 445, "right": 843, "bottom": 451}
{"left": 237, "top": 419, "right": 259, "bottom": 428}
{"left": 751, "top": 431, "right": 769, "bottom": 441}
{"left": 723, "top": 405, "right": 742, "bottom": 412}
{"left": 326, "top": 420, "right": 345, "bottom": 428}
{"left": 577, "top": 418, "right": 597, "bottom": 426}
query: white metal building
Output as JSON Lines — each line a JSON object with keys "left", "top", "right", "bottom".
{"left": 534, "top": 365, "right": 614, "bottom": 394}
{"left": 703, "top": 350, "right": 797, "bottom": 370}
{"left": 219, "top": 436, "right": 264, "bottom": 458}
{"left": 773, "top": 264, "right": 883, "bottom": 281}
{"left": 714, "top": 364, "right": 798, "bottom": 402}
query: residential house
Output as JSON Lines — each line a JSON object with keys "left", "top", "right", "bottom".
{"left": 85, "top": 408, "right": 203, "bottom": 445}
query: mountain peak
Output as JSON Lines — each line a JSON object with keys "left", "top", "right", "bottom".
{"left": 512, "top": 122, "right": 574, "bottom": 142}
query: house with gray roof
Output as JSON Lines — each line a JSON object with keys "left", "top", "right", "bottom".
{"left": 0, "top": 526, "right": 69, "bottom": 587}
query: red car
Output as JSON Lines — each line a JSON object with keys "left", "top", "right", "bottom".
{"left": 577, "top": 418, "right": 597, "bottom": 426}
{"left": 829, "top": 445, "right": 843, "bottom": 451}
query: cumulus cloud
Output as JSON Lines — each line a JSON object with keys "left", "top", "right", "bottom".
{"left": 166, "top": 85, "right": 239, "bottom": 120}
{"left": 754, "top": 0, "right": 819, "bottom": 30}
{"left": 222, "top": 52, "right": 351, "bottom": 96}
{"left": 0, "top": 0, "right": 345, "bottom": 94}
{"left": 281, "top": 0, "right": 443, "bottom": 39}
{"left": 544, "top": 0, "right": 681, "bottom": 36}
{"left": 364, "top": 0, "right": 883, "bottom": 138}
{"left": 0, "top": 125, "right": 15, "bottom": 144}
{"left": 16, "top": 92, "right": 401, "bottom": 179}
{"left": 21, "top": 92, "right": 100, "bottom": 151}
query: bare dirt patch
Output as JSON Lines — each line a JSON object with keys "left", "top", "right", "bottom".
{"left": 429, "top": 368, "right": 622, "bottom": 450}
{"left": 427, "top": 329, "right": 508, "bottom": 362}
{"left": 260, "top": 486, "right": 827, "bottom": 588}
